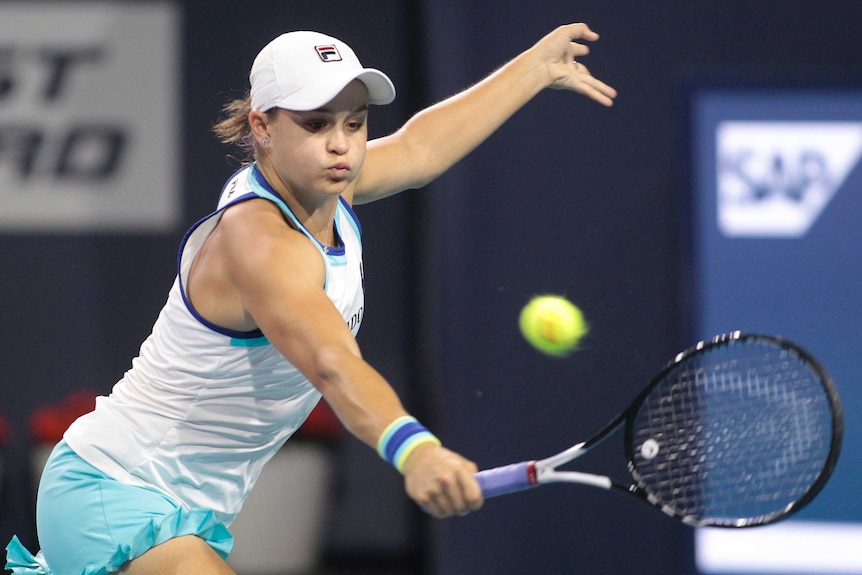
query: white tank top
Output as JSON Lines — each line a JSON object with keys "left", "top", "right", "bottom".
{"left": 64, "top": 164, "right": 364, "bottom": 525}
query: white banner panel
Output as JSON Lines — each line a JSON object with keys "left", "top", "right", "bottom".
{"left": 0, "top": 1, "right": 181, "bottom": 232}
{"left": 697, "top": 521, "right": 862, "bottom": 574}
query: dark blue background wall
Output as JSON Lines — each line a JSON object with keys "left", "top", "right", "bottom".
{"left": 1, "top": 1, "right": 860, "bottom": 574}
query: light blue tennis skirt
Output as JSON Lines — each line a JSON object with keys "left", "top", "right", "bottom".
{"left": 5, "top": 440, "right": 234, "bottom": 575}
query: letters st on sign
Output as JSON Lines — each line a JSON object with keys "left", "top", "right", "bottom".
{"left": 0, "top": 46, "right": 125, "bottom": 181}
{"left": 0, "top": 3, "right": 180, "bottom": 232}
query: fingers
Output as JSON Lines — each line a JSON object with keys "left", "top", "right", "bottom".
{"left": 560, "top": 22, "right": 599, "bottom": 60}
{"left": 551, "top": 59, "right": 616, "bottom": 106}
{"left": 420, "top": 467, "right": 484, "bottom": 519}
{"left": 567, "top": 42, "right": 591, "bottom": 61}
{"left": 540, "top": 22, "right": 616, "bottom": 105}
{"left": 403, "top": 445, "right": 484, "bottom": 518}
{"left": 574, "top": 63, "right": 618, "bottom": 106}
{"left": 561, "top": 22, "right": 599, "bottom": 42}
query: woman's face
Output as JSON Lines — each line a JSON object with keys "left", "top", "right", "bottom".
{"left": 263, "top": 79, "right": 370, "bottom": 200}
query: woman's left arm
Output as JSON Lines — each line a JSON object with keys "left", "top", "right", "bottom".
{"left": 351, "top": 22, "right": 617, "bottom": 204}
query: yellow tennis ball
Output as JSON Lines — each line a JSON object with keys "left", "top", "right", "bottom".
{"left": 519, "top": 295, "right": 588, "bottom": 356}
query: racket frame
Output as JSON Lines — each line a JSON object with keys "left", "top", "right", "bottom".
{"left": 620, "top": 331, "right": 844, "bottom": 527}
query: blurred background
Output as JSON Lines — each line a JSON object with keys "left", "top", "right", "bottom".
{"left": 0, "top": 1, "right": 860, "bottom": 574}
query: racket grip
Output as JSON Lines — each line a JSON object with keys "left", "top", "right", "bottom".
{"left": 475, "top": 461, "right": 537, "bottom": 498}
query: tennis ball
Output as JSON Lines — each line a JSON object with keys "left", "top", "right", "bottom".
{"left": 519, "top": 295, "right": 588, "bottom": 357}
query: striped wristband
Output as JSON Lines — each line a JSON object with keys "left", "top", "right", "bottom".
{"left": 377, "top": 416, "right": 441, "bottom": 473}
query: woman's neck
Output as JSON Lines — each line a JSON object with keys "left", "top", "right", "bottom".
{"left": 256, "top": 160, "right": 340, "bottom": 247}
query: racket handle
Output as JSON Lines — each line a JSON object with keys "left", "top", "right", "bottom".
{"left": 475, "top": 461, "right": 538, "bottom": 498}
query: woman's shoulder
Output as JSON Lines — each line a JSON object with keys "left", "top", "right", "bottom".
{"left": 218, "top": 198, "right": 301, "bottom": 243}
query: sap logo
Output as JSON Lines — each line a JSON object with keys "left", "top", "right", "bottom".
{"left": 716, "top": 121, "right": 862, "bottom": 237}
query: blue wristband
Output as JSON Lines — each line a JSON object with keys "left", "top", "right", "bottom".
{"left": 377, "top": 416, "right": 441, "bottom": 473}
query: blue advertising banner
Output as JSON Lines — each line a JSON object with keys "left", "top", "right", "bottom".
{"left": 689, "top": 87, "right": 862, "bottom": 573}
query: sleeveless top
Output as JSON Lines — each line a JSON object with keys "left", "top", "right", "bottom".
{"left": 64, "top": 163, "right": 365, "bottom": 525}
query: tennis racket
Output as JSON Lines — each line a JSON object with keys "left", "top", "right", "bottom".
{"left": 477, "top": 332, "right": 843, "bottom": 527}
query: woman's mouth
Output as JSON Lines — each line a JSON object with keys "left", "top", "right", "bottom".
{"left": 327, "top": 163, "right": 351, "bottom": 179}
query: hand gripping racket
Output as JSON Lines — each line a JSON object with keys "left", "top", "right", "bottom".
{"left": 477, "top": 332, "right": 843, "bottom": 527}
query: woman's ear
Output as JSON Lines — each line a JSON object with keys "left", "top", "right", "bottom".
{"left": 249, "top": 109, "right": 271, "bottom": 147}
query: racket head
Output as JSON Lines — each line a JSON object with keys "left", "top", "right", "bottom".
{"left": 624, "top": 332, "right": 843, "bottom": 527}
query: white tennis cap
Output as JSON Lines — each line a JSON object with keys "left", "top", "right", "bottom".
{"left": 250, "top": 31, "right": 396, "bottom": 112}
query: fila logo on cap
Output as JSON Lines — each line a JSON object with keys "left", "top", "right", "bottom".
{"left": 315, "top": 44, "right": 342, "bottom": 62}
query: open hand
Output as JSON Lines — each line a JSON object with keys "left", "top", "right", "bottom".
{"left": 535, "top": 22, "right": 618, "bottom": 106}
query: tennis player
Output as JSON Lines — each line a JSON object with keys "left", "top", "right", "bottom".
{"left": 6, "top": 23, "right": 615, "bottom": 574}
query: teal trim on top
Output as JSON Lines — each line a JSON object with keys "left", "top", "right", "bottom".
{"left": 338, "top": 196, "right": 363, "bottom": 250}
{"left": 248, "top": 164, "right": 361, "bottom": 289}
{"left": 230, "top": 335, "right": 270, "bottom": 348}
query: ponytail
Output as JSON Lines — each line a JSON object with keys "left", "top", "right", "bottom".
{"left": 212, "top": 93, "right": 275, "bottom": 164}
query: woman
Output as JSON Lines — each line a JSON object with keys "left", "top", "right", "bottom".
{"left": 7, "top": 22, "right": 616, "bottom": 574}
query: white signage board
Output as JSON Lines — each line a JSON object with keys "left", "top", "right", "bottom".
{"left": 0, "top": 1, "right": 181, "bottom": 232}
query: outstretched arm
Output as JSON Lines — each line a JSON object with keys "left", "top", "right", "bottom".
{"left": 351, "top": 23, "right": 617, "bottom": 204}
{"left": 211, "top": 200, "right": 481, "bottom": 518}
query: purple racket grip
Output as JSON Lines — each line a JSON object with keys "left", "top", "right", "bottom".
{"left": 475, "top": 461, "right": 538, "bottom": 498}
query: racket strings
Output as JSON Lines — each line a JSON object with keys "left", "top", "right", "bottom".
{"left": 629, "top": 340, "right": 834, "bottom": 526}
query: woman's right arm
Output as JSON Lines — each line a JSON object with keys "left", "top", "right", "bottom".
{"left": 211, "top": 201, "right": 483, "bottom": 517}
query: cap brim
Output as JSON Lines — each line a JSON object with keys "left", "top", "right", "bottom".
{"left": 356, "top": 69, "right": 396, "bottom": 105}
{"left": 273, "top": 68, "right": 395, "bottom": 111}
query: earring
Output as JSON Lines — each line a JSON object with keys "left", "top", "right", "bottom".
{"left": 262, "top": 138, "right": 270, "bottom": 146}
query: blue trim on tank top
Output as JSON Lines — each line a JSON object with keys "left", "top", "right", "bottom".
{"left": 249, "top": 165, "right": 349, "bottom": 256}
{"left": 176, "top": 203, "right": 266, "bottom": 341}
{"left": 174, "top": 164, "right": 362, "bottom": 342}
